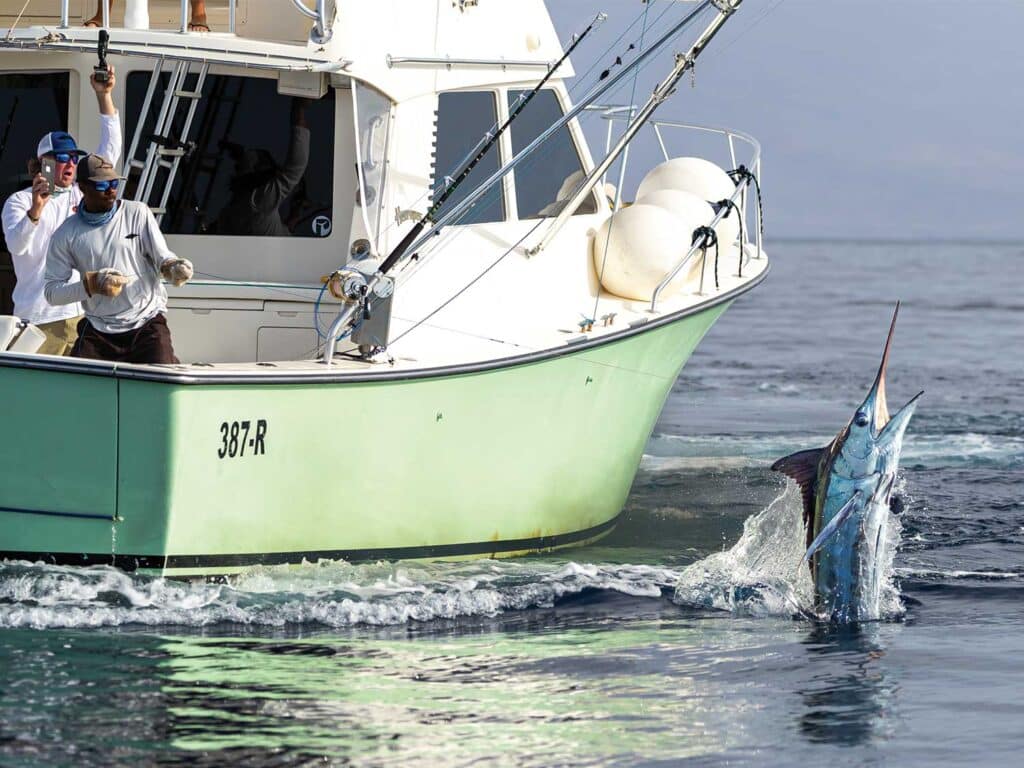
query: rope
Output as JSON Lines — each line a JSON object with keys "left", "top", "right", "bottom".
{"left": 5, "top": 0, "right": 32, "bottom": 41}
{"left": 691, "top": 225, "right": 719, "bottom": 290}
{"left": 728, "top": 164, "right": 763, "bottom": 239}
{"left": 714, "top": 197, "right": 744, "bottom": 277}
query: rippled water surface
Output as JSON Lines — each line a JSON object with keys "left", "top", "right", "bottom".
{"left": 2, "top": 242, "right": 1022, "bottom": 766}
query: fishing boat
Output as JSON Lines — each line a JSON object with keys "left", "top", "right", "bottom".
{"left": 0, "top": 0, "right": 767, "bottom": 576}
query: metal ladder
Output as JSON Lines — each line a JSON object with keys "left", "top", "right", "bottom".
{"left": 122, "top": 58, "right": 210, "bottom": 223}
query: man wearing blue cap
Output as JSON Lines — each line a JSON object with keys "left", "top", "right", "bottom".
{"left": 0, "top": 66, "right": 120, "bottom": 355}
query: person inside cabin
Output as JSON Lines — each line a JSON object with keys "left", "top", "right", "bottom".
{"left": 86, "top": 0, "right": 210, "bottom": 32}
{"left": 0, "top": 67, "right": 120, "bottom": 355}
{"left": 212, "top": 97, "right": 311, "bottom": 237}
{"left": 43, "top": 154, "right": 193, "bottom": 365}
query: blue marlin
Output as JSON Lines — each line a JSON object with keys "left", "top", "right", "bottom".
{"left": 772, "top": 305, "right": 922, "bottom": 622}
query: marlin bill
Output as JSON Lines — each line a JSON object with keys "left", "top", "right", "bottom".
{"left": 772, "top": 304, "right": 923, "bottom": 623}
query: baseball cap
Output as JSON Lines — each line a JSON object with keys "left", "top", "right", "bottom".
{"left": 36, "top": 131, "right": 87, "bottom": 158}
{"left": 78, "top": 154, "right": 126, "bottom": 183}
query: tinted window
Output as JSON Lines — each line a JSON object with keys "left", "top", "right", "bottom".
{"left": 125, "top": 72, "right": 334, "bottom": 237}
{"left": 431, "top": 91, "right": 505, "bottom": 225}
{"left": 0, "top": 72, "right": 70, "bottom": 313}
{"left": 508, "top": 89, "right": 596, "bottom": 218}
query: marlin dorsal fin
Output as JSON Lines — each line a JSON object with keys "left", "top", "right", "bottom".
{"left": 771, "top": 447, "right": 826, "bottom": 540}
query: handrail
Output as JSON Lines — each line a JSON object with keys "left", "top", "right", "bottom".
{"left": 52, "top": 0, "right": 334, "bottom": 42}
{"left": 584, "top": 106, "right": 764, "bottom": 310}
{"left": 649, "top": 173, "right": 752, "bottom": 311}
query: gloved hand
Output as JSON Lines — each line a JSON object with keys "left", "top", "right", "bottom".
{"left": 161, "top": 258, "right": 194, "bottom": 288}
{"left": 84, "top": 268, "right": 131, "bottom": 298}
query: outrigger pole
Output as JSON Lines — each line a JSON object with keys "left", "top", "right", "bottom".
{"left": 529, "top": 0, "right": 742, "bottom": 255}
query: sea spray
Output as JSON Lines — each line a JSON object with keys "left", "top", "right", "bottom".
{"left": 672, "top": 483, "right": 905, "bottom": 621}
{"left": 673, "top": 484, "right": 814, "bottom": 616}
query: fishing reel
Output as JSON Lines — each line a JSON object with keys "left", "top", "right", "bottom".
{"left": 327, "top": 258, "right": 395, "bottom": 305}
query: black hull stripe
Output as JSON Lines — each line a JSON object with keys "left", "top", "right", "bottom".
{"left": 0, "top": 515, "right": 619, "bottom": 573}
{"left": 1, "top": 506, "right": 113, "bottom": 522}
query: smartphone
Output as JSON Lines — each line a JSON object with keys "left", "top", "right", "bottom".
{"left": 40, "top": 158, "right": 55, "bottom": 195}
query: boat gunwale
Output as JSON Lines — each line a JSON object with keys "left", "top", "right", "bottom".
{"left": 0, "top": 264, "right": 768, "bottom": 385}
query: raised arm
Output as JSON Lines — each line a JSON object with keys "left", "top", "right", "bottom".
{"left": 91, "top": 65, "right": 123, "bottom": 166}
{"left": 250, "top": 99, "right": 311, "bottom": 213}
{"left": 2, "top": 190, "right": 41, "bottom": 256}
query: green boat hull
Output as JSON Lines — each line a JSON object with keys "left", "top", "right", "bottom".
{"left": 0, "top": 301, "right": 730, "bottom": 577}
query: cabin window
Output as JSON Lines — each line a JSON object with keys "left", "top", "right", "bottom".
{"left": 431, "top": 91, "right": 505, "bottom": 225}
{"left": 507, "top": 89, "right": 597, "bottom": 219}
{"left": 0, "top": 72, "right": 71, "bottom": 313}
{"left": 124, "top": 72, "right": 335, "bottom": 237}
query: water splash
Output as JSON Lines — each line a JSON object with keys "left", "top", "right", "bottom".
{"left": 672, "top": 484, "right": 905, "bottom": 622}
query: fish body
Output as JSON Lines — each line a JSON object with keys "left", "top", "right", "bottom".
{"left": 773, "top": 305, "right": 922, "bottom": 622}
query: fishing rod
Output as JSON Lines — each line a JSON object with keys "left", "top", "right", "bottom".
{"left": 378, "top": 11, "right": 606, "bottom": 276}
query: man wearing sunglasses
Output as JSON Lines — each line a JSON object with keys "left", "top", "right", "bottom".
{"left": 1, "top": 66, "right": 120, "bottom": 355}
{"left": 44, "top": 154, "right": 192, "bottom": 365}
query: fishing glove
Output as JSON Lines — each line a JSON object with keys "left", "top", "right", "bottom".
{"left": 161, "top": 258, "right": 194, "bottom": 288}
{"left": 84, "top": 268, "right": 131, "bottom": 298}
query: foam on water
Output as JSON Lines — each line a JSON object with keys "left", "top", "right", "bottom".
{"left": 672, "top": 484, "right": 905, "bottom": 622}
{"left": 0, "top": 558, "right": 682, "bottom": 630}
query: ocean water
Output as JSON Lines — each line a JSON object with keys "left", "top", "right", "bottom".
{"left": 1, "top": 242, "right": 1021, "bottom": 766}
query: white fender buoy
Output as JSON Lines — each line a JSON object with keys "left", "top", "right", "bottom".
{"left": 636, "top": 157, "right": 736, "bottom": 206}
{"left": 637, "top": 188, "right": 740, "bottom": 251}
{"left": 592, "top": 201, "right": 713, "bottom": 301}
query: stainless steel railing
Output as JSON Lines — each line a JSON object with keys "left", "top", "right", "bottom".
{"left": 55, "top": 0, "right": 333, "bottom": 42}
{"left": 585, "top": 106, "right": 764, "bottom": 310}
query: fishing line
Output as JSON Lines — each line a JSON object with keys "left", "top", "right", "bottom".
{"left": 590, "top": 0, "right": 655, "bottom": 327}
{"left": 389, "top": 218, "right": 546, "bottom": 346}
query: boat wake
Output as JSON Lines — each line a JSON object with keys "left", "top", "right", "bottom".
{"left": 0, "top": 483, "right": 909, "bottom": 630}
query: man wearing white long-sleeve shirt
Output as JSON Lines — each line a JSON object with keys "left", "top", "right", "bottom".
{"left": 44, "top": 154, "right": 193, "bottom": 365}
{"left": 0, "top": 66, "right": 121, "bottom": 355}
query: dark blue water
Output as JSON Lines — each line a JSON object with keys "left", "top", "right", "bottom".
{"left": 1, "top": 242, "right": 1021, "bottom": 765}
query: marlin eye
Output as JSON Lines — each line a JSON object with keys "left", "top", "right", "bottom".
{"left": 855, "top": 412, "right": 870, "bottom": 427}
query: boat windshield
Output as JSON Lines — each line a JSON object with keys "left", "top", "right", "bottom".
{"left": 351, "top": 81, "right": 391, "bottom": 253}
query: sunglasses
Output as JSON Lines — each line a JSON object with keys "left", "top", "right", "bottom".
{"left": 90, "top": 179, "right": 120, "bottom": 192}
{"left": 51, "top": 152, "right": 80, "bottom": 164}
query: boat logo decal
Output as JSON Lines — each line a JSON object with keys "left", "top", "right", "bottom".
{"left": 311, "top": 215, "right": 332, "bottom": 237}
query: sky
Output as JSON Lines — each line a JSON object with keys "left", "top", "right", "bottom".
{"left": 548, "top": 0, "right": 1024, "bottom": 241}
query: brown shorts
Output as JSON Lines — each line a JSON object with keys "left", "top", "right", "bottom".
{"left": 36, "top": 315, "right": 83, "bottom": 356}
{"left": 72, "top": 313, "right": 180, "bottom": 365}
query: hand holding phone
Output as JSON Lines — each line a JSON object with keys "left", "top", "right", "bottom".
{"left": 93, "top": 30, "right": 110, "bottom": 84}
{"left": 40, "top": 159, "right": 56, "bottom": 196}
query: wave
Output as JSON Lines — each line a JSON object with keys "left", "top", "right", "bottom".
{"left": 0, "top": 559, "right": 683, "bottom": 631}
{"left": 641, "top": 431, "right": 1024, "bottom": 473}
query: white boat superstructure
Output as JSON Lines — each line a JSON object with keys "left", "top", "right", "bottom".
{"left": 2, "top": 0, "right": 762, "bottom": 372}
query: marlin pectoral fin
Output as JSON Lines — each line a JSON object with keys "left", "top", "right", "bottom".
{"left": 889, "top": 495, "right": 904, "bottom": 515}
{"left": 771, "top": 447, "right": 826, "bottom": 535}
{"left": 801, "top": 490, "right": 864, "bottom": 566}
